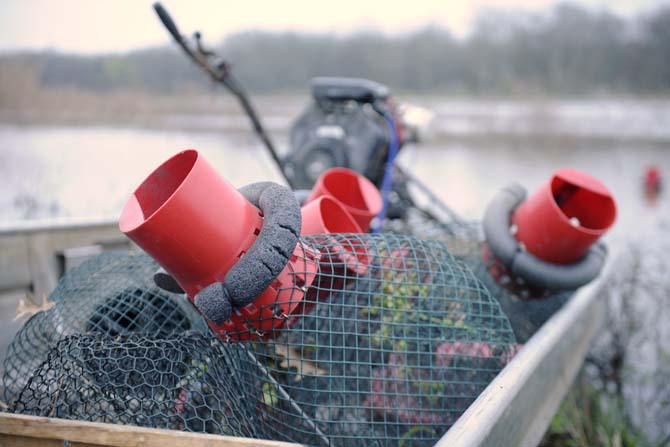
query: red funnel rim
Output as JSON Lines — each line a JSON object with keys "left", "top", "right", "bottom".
{"left": 119, "top": 149, "right": 199, "bottom": 233}
{"left": 321, "top": 167, "right": 382, "bottom": 214}
{"left": 318, "top": 196, "right": 363, "bottom": 233}
{"left": 548, "top": 168, "right": 617, "bottom": 234}
{"left": 554, "top": 168, "right": 611, "bottom": 197}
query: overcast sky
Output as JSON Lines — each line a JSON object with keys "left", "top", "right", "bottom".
{"left": 0, "top": 0, "right": 664, "bottom": 54}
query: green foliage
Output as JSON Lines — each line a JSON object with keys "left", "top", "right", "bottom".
{"left": 542, "top": 378, "right": 650, "bottom": 447}
{"left": 399, "top": 426, "right": 439, "bottom": 447}
{"left": 261, "top": 382, "right": 279, "bottom": 408}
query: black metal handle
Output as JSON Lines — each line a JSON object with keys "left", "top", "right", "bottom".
{"left": 153, "top": 2, "right": 182, "bottom": 42}
{"left": 151, "top": 2, "right": 291, "bottom": 188}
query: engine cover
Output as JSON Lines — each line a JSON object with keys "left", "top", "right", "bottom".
{"left": 287, "top": 94, "right": 390, "bottom": 190}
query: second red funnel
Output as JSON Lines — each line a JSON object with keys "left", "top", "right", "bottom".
{"left": 301, "top": 196, "right": 363, "bottom": 235}
{"left": 305, "top": 167, "right": 382, "bottom": 232}
{"left": 300, "top": 195, "right": 369, "bottom": 275}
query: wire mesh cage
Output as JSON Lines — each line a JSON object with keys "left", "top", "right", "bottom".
{"left": 5, "top": 234, "right": 518, "bottom": 446}
{"left": 2, "top": 251, "right": 207, "bottom": 405}
{"left": 12, "top": 331, "right": 259, "bottom": 437}
{"left": 384, "top": 176, "right": 576, "bottom": 344}
{"left": 211, "top": 233, "right": 518, "bottom": 446}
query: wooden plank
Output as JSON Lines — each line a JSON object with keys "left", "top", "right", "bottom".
{"left": 0, "top": 433, "right": 98, "bottom": 447}
{"left": 21, "top": 224, "right": 128, "bottom": 299}
{"left": 0, "top": 413, "right": 303, "bottom": 447}
{"left": 0, "top": 235, "right": 31, "bottom": 291}
{"left": 435, "top": 253, "right": 615, "bottom": 447}
{"left": 0, "top": 433, "right": 61, "bottom": 447}
{"left": 0, "top": 217, "right": 118, "bottom": 235}
{"left": 26, "top": 232, "right": 60, "bottom": 301}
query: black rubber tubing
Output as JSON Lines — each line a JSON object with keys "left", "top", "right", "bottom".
{"left": 483, "top": 183, "right": 607, "bottom": 291}
{"left": 154, "top": 182, "right": 302, "bottom": 326}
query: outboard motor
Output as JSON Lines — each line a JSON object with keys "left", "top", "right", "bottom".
{"left": 286, "top": 77, "right": 404, "bottom": 190}
{"left": 480, "top": 168, "right": 617, "bottom": 342}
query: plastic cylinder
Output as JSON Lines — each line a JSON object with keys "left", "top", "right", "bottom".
{"left": 119, "top": 150, "right": 263, "bottom": 297}
{"left": 305, "top": 167, "right": 382, "bottom": 232}
{"left": 300, "top": 196, "right": 362, "bottom": 235}
{"left": 512, "top": 168, "right": 616, "bottom": 264}
{"left": 300, "top": 195, "right": 369, "bottom": 275}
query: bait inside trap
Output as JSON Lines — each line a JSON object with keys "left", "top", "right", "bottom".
{"left": 240, "top": 234, "right": 518, "bottom": 446}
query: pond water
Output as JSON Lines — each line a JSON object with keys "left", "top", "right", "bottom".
{"left": 2, "top": 97, "right": 670, "bottom": 240}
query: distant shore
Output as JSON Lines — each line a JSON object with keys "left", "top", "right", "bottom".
{"left": 2, "top": 89, "right": 670, "bottom": 149}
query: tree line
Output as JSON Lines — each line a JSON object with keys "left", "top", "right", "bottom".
{"left": 2, "top": 3, "right": 669, "bottom": 96}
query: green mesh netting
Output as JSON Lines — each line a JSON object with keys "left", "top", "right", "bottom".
{"left": 226, "top": 233, "right": 518, "bottom": 446}
{"left": 385, "top": 178, "right": 576, "bottom": 343}
{"left": 5, "top": 233, "right": 517, "bottom": 446}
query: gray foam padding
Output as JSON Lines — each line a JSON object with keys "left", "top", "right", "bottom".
{"left": 194, "top": 282, "right": 233, "bottom": 326}
{"left": 227, "top": 182, "right": 301, "bottom": 307}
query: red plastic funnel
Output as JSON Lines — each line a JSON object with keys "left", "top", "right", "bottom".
{"left": 305, "top": 167, "right": 382, "bottom": 232}
{"left": 512, "top": 168, "right": 616, "bottom": 264}
{"left": 119, "top": 149, "right": 319, "bottom": 340}
{"left": 119, "top": 149, "right": 262, "bottom": 298}
{"left": 300, "top": 196, "right": 362, "bottom": 235}
{"left": 300, "top": 195, "right": 369, "bottom": 275}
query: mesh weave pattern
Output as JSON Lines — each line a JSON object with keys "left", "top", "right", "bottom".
{"left": 385, "top": 172, "right": 482, "bottom": 258}
{"left": 3, "top": 251, "right": 207, "bottom": 404}
{"left": 211, "top": 233, "right": 517, "bottom": 446}
{"left": 385, "top": 207, "right": 481, "bottom": 258}
{"left": 13, "top": 332, "right": 258, "bottom": 437}
{"left": 388, "top": 180, "right": 575, "bottom": 344}
{"left": 6, "top": 234, "right": 517, "bottom": 446}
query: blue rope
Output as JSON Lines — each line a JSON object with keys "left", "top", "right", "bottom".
{"left": 372, "top": 111, "right": 400, "bottom": 233}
